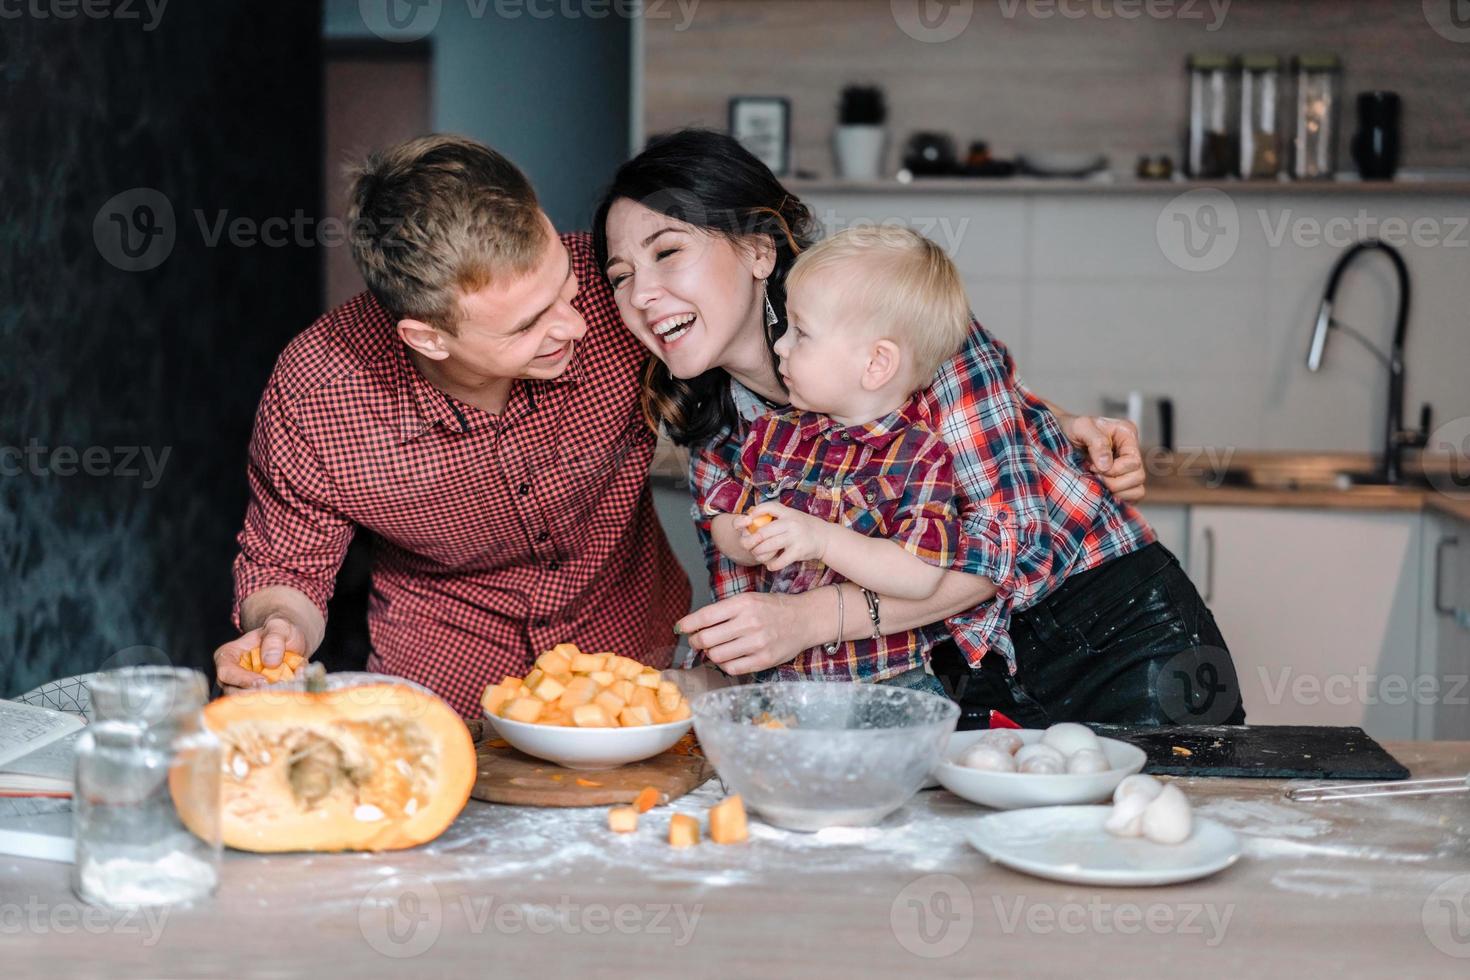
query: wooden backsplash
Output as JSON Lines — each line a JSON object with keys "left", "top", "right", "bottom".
{"left": 642, "top": 0, "right": 1470, "bottom": 175}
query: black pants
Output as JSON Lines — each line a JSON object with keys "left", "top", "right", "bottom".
{"left": 930, "top": 543, "right": 1247, "bottom": 730}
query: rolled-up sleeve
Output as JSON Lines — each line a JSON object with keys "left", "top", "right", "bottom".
{"left": 687, "top": 427, "right": 762, "bottom": 603}
{"left": 231, "top": 377, "right": 354, "bottom": 629}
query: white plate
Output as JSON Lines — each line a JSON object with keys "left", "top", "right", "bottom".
{"left": 932, "top": 729, "right": 1146, "bottom": 809}
{"left": 968, "top": 805, "right": 1242, "bottom": 886}
{"left": 483, "top": 712, "right": 693, "bottom": 770}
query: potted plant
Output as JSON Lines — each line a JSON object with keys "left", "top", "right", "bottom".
{"left": 833, "top": 85, "right": 887, "bottom": 180}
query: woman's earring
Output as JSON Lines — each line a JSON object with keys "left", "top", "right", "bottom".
{"left": 763, "top": 284, "right": 778, "bottom": 329}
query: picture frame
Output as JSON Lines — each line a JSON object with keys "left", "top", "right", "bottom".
{"left": 728, "top": 96, "right": 792, "bottom": 177}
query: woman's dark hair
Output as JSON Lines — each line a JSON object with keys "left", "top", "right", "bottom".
{"left": 592, "top": 129, "right": 817, "bottom": 446}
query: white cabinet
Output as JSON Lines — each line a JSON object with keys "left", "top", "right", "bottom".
{"left": 1186, "top": 506, "right": 1424, "bottom": 740}
{"left": 1136, "top": 504, "right": 1188, "bottom": 567}
{"left": 1421, "top": 514, "right": 1470, "bottom": 739}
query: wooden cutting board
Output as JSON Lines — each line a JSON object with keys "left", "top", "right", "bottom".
{"left": 464, "top": 719, "right": 717, "bottom": 808}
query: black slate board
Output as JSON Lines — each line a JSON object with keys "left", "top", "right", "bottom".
{"left": 1087, "top": 724, "right": 1410, "bottom": 780}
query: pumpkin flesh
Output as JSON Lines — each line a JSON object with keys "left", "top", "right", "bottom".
{"left": 178, "top": 683, "right": 475, "bottom": 852}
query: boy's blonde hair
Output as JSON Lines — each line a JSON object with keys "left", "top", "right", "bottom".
{"left": 786, "top": 225, "right": 972, "bottom": 387}
{"left": 347, "top": 134, "right": 548, "bottom": 335}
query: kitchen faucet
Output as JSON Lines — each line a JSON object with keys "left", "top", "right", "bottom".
{"left": 1305, "top": 239, "right": 1429, "bottom": 485}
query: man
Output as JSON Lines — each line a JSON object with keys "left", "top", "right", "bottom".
{"left": 213, "top": 134, "right": 1145, "bottom": 718}
{"left": 213, "top": 135, "right": 689, "bottom": 717}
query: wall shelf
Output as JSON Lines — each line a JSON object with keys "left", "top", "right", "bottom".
{"left": 783, "top": 177, "right": 1470, "bottom": 196}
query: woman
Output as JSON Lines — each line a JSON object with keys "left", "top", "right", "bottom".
{"left": 592, "top": 130, "right": 1244, "bottom": 728}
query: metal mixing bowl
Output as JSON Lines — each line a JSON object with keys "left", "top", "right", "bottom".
{"left": 690, "top": 682, "right": 959, "bottom": 832}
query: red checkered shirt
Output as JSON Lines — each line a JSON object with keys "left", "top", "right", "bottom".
{"left": 689, "top": 319, "right": 1155, "bottom": 674}
{"left": 702, "top": 393, "right": 961, "bottom": 681}
{"left": 233, "top": 232, "right": 690, "bottom": 717}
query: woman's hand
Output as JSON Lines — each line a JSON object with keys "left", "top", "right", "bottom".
{"left": 676, "top": 591, "right": 819, "bottom": 676}
{"left": 1055, "top": 412, "right": 1147, "bottom": 503}
{"left": 743, "top": 502, "right": 829, "bottom": 571}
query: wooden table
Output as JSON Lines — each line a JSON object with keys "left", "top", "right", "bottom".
{"left": 3, "top": 742, "right": 1467, "bottom": 978}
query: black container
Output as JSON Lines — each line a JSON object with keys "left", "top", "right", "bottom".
{"left": 1351, "top": 91, "right": 1401, "bottom": 181}
{"left": 902, "top": 132, "right": 957, "bottom": 176}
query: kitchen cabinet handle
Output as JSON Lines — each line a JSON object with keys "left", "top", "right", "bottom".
{"left": 1200, "top": 527, "right": 1215, "bottom": 602}
{"left": 1434, "top": 536, "right": 1458, "bottom": 617}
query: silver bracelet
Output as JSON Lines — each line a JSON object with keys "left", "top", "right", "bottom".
{"left": 861, "top": 587, "right": 882, "bottom": 640}
{"left": 823, "top": 584, "right": 845, "bottom": 655}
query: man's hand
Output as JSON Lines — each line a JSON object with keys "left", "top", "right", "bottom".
{"left": 675, "top": 591, "right": 815, "bottom": 676}
{"left": 742, "top": 502, "right": 829, "bottom": 571}
{"left": 1058, "top": 413, "right": 1147, "bottom": 503}
{"left": 212, "top": 615, "right": 308, "bottom": 695}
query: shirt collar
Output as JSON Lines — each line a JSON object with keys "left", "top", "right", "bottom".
{"left": 791, "top": 390, "right": 938, "bottom": 448}
{"left": 396, "top": 344, "right": 467, "bottom": 442}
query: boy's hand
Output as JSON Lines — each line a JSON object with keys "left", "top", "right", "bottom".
{"left": 742, "top": 502, "right": 830, "bottom": 572}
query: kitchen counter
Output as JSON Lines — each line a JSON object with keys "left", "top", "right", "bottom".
{"left": 653, "top": 445, "right": 1470, "bottom": 521}
{"left": 6, "top": 741, "right": 1468, "bottom": 978}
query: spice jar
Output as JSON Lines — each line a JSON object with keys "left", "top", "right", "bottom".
{"left": 1292, "top": 54, "right": 1342, "bottom": 180}
{"left": 1186, "top": 53, "right": 1240, "bottom": 179}
{"left": 1239, "top": 54, "right": 1283, "bottom": 179}
{"left": 73, "top": 667, "right": 221, "bottom": 908}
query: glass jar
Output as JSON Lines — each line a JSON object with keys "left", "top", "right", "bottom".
{"left": 1239, "top": 54, "right": 1283, "bottom": 179}
{"left": 73, "top": 667, "right": 221, "bottom": 908}
{"left": 1292, "top": 54, "right": 1341, "bottom": 180}
{"left": 1186, "top": 53, "right": 1240, "bottom": 178}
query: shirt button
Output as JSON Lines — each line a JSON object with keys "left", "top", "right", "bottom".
{"left": 517, "top": 483, "right": 531, "bottom": 496}
{"left": 536, "top": 531, "right": 550, "bottom": 543}
{"left": 547, "top": 561, "right": 561, "bottom": 571}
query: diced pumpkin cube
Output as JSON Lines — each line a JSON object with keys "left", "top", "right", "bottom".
{"left": 536, "top": 649, "right": 573, "bottom": 676}
{"left": 523, "top": 667, "right": 545, "bottom": 690}
{"left": 588, "top": 670, "right": 616, "bottom": 688}
{"left": 634, "top": 786, "right": 661, "bottom": 813}
{"left": 619, "top": 705, "right": 654, "bottom": 728}
{"left": 635, "top": 670, "right": 662, "bottom": 689}
{"left": 609, "top": 656, "right": 645, "bottom": 680}
{"left": 572, "top": 704, "right": 613, "bottom": 728}
{"left": 503, "top": 697, "right": 545, "bottom": 724}
{"left": 657, "top": 681, "right": 683, "bottom": 713}
{"left": 569, "top": 652, "right": 603, "bottom": 673}
{"left": 608, "top": 806, "right": 638, "bottom": 833}
{"left": 709, "top": 795, "right": 749, "bottom": 844}
{"left": 610, "top": 679, "right": 636, "bottom": 702}
{"left": 631, "top": 688, "right": 658, "bottom": 711}
{"left": 668, "top": 813, "right": 700, "bottom": 848}
{"left": 500, "top": 675, "right": 523, "bottom": 689}
{"left": 594, "top": 690, "right": 626, "bottom": 717}
{"left": 531, "top": 675, "right": 566, "bottom": 703}
{"left": 481, "top": 684, "right": 513, "bottom": 715}
{"left": 664, "top": 702, "right": 692, "bottom": 723}
{"left": 283, "top": 652, "right": 306, "bottom": 669}
{"left": 550, "top": 642, "right": 582, "bottom": 660}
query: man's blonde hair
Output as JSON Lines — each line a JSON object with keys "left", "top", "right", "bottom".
{"left": 346, "top": 134, "right": 548, "bottom": 334}
{"left": 786, "top": 226, "right": 972, "bottom": 387}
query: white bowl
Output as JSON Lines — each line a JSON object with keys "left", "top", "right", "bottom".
{"left": 482, "top": 712, "right": 693, "bottom": 770}
{"left": 933, "top": 729, "right": 1146, "bottom": 810}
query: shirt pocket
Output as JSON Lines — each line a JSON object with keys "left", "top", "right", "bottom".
{"left": 839, "top": 475, "right": 906, "bottom": 536}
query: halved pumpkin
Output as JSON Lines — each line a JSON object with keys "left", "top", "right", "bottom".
{"left": 172, "top": 675, "right": 475, "bottom": 852}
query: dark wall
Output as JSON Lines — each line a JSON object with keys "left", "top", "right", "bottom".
{"left": 0, "top": 3, "right": 324, "bottom": 695}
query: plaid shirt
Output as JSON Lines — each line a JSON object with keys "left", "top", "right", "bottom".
{"left": 702, "top": 393, "right": 961, "bottom": 681}
{"left": 689, "top": 319, "right": 1154, "bottom": 674}
{"left": 233, "top": 233, "right": 690, "bottom": 717}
